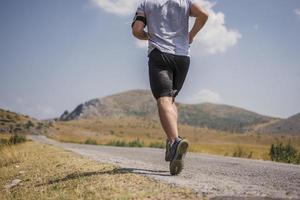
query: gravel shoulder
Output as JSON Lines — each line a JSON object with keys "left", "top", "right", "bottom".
{"left": 30, "top": 135, "right": 300, "bottom": 199}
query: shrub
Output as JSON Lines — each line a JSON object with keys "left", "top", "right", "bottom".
{"left": 232, "top": 145, "right": 253, "bottom": 158}
{"left": 84, "top": 138, "right": 98, "bottom": 145}
{"left": 37, "top": 123, "right": 44, "bottom": 130}
{"left": 233, "top": 145, "right": 244, "bottom": 157}
{"left": 269, "top": 141, "right": 300, "bottom": 164}
{"left": 247, "top": 151, "right": 253, "bottom": 159}
{"left": 106, "top": 140, "right": 127, "bottom": 147}
{"left": 0, "top": 138, "right": 8, "bottom": 146}
{"left": 110, "top": 130, "right": 115, "bottom": 135}
{"left": 149, "top": 141, "right": 165, "bottom": 149}
{"left": 25, "top": 120, "right": 35, "bottom": 129}
{"left": 106, "top": 139, "right": 145, "bottom": 148}
{"left": 128, "top": 139, "right": 144, "bottom": 147}
{"left": 9, "top": 134, "right": 27, "bottom": 144}
{"left": 13, "top": 127, "right": 23, "bottom": 133}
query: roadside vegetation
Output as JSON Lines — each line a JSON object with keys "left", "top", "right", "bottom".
{"left": 0, "top": 134, "right": 27, "bottom": 147}
{"left": 107, "top": 138, "right": 144, "bottom": 147}
{"left": 0, "top": 134, "right": 28, "bottom": 168}
{"left": 0, "top": 141, "right": 199, "bottom": 200}
{"left": 49, "top": 117, "right": 300, "bottom": 162}
{"left": 84, "top": 138, "right": 165, "bottom": 149}
{"left": 232, "top": 145, "right": 253, "bottom": 159}
{"left": 269, "top": 141, "right": 300, "bottom": 164}
{"left": 84, "top": 138, "right": 98, "bottom": 145}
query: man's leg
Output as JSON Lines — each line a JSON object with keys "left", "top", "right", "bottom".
{"left": 157, "top": 96, "right": 188, "bottom": 175}
{"left": 157, "top": 96, "right": 178, "bottom": 144}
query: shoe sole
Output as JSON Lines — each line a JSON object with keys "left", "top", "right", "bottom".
{"left": 169, "top": 140, "right": 189, "bottom": 175}
{"left": 165, "top": 141, "right": 171, "bottom": 161}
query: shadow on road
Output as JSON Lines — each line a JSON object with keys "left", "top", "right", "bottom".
{"left": 122, "top": 167, "right": 171, "bottom": 177}
{"left": 35, "top": 167, "right": 170, "bottom": 187}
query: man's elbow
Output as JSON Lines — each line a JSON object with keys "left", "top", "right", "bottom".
{"left": 201, "top": 10, "right": 209, "bottom": 23}
{"left": 204, "top": 11, "right": 209, "bottom": 22}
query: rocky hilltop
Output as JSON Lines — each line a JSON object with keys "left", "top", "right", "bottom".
{"left": 60, "top": 90, "right": 157, "bottom": 121}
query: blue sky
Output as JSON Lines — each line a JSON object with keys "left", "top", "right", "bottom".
{"left": 0, "top": 0, "right": 299, "bottom": 119}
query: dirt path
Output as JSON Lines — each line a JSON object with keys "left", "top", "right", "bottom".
{"left": 30, "top": 135, "right": 300, "bottom": 199}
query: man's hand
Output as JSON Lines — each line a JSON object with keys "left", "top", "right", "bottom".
{"left": 189, "top": 2, "right": 209, "bottom": 44}
{"left": 132, "top": 12, "right": 149, "bottom": 40}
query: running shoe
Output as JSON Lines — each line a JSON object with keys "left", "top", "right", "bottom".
{"left": 165, "top": 139, "right": 172, "bottom": 161}
{"left": 169, "top": 137, "right": 189, "bottom": 175}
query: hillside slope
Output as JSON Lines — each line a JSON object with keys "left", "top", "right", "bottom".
{"left": 59, "top": 90, "right": 275, "bottom": 133}
{"left": 257, "top": 113, "right": 300, "bottom": 135}
{"left": 178, "top": 103, "right": 273, "bottom": 132}
{"left": 0, "top": 108, "right": 51, "bottom": 135}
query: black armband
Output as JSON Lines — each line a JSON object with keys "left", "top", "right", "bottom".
{"left": 131, "top": 12, "right": 147, "bottom": 28}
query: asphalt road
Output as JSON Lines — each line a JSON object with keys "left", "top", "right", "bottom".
{"left": 30, "top": 135, "right": 300, "bottom": 200}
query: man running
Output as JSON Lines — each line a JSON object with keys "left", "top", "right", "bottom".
{"left": 131, "top": 0, "right": 208, "bottom": 175}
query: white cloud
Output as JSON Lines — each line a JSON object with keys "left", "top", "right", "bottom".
{"left": 191, "top": 0, "right": 241, "bottom": 54}
{"left": 90, "top": 0, "right": 142, "bottom": 16}
{"left": 91, "top": 0, "right": 241, "bottom": 54}
{"left": 294, "top": 8, "right": 300, "bottom": 17}
{"left": 185, "top": 89, "right": 221, "bottom": 104}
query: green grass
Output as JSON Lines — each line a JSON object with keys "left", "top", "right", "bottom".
{"left": 106, "top": 139, "right": 144, "bottom": 147}
{"left": 84, "top": 138, "right": 98, "bottom": 145}
{"left": 270, "top": 142, "right": 300, "bottom": 164}
{"left": 8, "top": 134, "right": 27, "bottom": 144}
{"left": 149, "top": 141, "right": 165, "bottom": 149}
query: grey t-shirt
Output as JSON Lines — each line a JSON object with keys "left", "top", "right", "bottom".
{"left": 136, "top": 0, "right": 194, "bottom": 57}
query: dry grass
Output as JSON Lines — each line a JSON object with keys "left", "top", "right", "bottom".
{"left": 0, "top": 142, "right": 200, "bottom": 200}
{"left": 0, "top": 133, "right": 11, "bottom": 140}
{"left": 0, "top": 145, "right": 19, "bottom": 167}
{"left": 49, "top": 117, "right": 300, "bottom": 161}
{"left": 0, "top": 134, "right": 21, "bottom": 167}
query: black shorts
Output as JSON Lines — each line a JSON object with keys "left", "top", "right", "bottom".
{"left": 148, "top": 48, "right": 190, "bottom": 100}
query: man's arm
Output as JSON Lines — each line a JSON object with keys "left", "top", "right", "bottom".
{"left": 189, "top": 2, "right": 209, "bottom": 44}
{"left": 132, "top": 12, "right": 149, "bottom": 40}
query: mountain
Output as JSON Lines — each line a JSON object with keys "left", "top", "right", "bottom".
{"left": 257, "top": 113, "right": 300, "bottom": 135}
{"left": 59, "top": 89, "right": 276, "bottom": 133}
{"left": 60, "top": 90, "right": 157, "bottom": 121}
